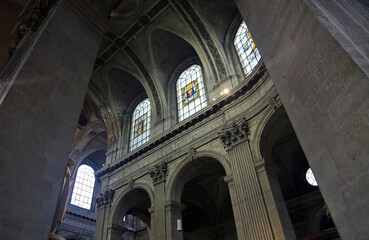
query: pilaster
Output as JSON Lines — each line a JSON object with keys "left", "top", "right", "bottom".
{"left": 149, "top": 161, "right": 168, "bottom": 240}
{"left": 255, "top": 159, "right": 295, "bottom": 240}
{"left": 218, "top": 118, "right": 274, "bottom": 240}
{"left": 165, "top": 200, "right": 185, "bottom": 240}
{"left": 94, "top": 189, "right": 115, "bottom": 240}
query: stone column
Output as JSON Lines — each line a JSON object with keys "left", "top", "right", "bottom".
{"left": 94, "top": 189, "right": 115, "bottom": 240}
{"left": 149, "top": 161, "right": 168, "bottom": 240}
{"left": 235, "top": 0, "right": 369, "bottom": 239}
{"left": 255, "top": 159, "right": 295, "bottom": 240}
{"left": 218, "top": 118, "right": 274, "bottom": 240}
{"left": 166, "top": 200, "right": 185, "bottom": 240}
{"left": 0, "top": 1, "right": 101, "bottom": 240}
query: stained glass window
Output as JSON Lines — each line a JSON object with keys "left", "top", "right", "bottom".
{"left": 130, "top": 98, "right": 151, "bottom": 151}
{"left": 306, "top": 168, "right": 318, "bottom": 186}
{"left": 71, "top": 165, "right": 95, "bottom": 210}
{"left": 176, "top": 65, "right": 207, "bottom": 121}
{"left": 234, "top": 21, "right": 261, "bottom": 77}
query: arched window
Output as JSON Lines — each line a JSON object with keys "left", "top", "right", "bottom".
{"left": 176, "top": 64, "right": 207, "bottom": 121}
{"left": 130, "top": 98, "right": 151, "bottom": 151}
{"left": 70, "top": 165, "right": 95, "bottom": 210}
{"left": 234, "top": 21, "right": 261, "bottom": 77}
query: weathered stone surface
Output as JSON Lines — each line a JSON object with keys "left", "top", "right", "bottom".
{"left": 0, "top": 2, "right": 100, "bottom": 240}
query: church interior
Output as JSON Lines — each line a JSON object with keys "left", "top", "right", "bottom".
{"left": 0, "top": 0, "right": 368, "bottom": 240}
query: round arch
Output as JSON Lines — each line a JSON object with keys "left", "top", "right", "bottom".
{"left": 250, "top": 105, "right": 278, "bottom": 162}
{"left": 109, "top": 183, "right": 154, "bottom": 226}
{"left": 166, "top": 150, "right": 232, "bottom": 202}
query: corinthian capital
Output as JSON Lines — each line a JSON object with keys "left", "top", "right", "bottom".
{"left": 148, "top": 161, "right": 168, "bottom": 185}
{"left": 96, "top": 189, "right": 115, "bottom": 208}
{"left": 218, "top": 118, "right": 249, "bottom": 150}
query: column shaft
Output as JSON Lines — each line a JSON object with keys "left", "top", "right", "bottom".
{"left": 0, "top": 2, "right": 100, "bottom": 240}
{"left": 228, "top": 141, "right": 274, "bottom": 240}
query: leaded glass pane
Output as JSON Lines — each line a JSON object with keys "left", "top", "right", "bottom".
{"left": 177, "top": 65, "right": 207, "bottom": 122}
{"left": 234, "top": 21, "right": 261, "bottom": 77}
{"left": 306, "top": 168, "right": 318, "bottom": 186}
{"left": 130, "top": 99, "right": 151, "bottom": 151}
{"left": 71, "top": 165, "right": 95, "bottom": 210}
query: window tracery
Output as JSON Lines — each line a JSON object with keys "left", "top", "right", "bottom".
{"left": 176, "top": 65, "right": 207, "bottom": 121}
{"left": 130, "top": 98, "right": 151, "bottom": 151}
{"left": 234, "top": 21, "right": 261, "bottom": 77}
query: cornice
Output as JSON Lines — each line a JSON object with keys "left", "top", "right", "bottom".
{"left": 95, "top": 63, "right": 267, "bottom": 178}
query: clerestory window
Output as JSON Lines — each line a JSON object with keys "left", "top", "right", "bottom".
{"left": 70, "top": 165, "right": 95, "bottom": 210}
{"left": 234, "top": 21, "right": 261, "bottom": 77}
{"left": 176, "top": 64, "right": 207, "bottom": 121}
{"left": 130, "top": 98, "right": 151, "bottom": 151}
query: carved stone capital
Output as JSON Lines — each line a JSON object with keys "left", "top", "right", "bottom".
{"left": 148, "top": 161, "right": 168, "bottom": 185}
{"left": 96, "top": 189, "right": 115, "bottom": 208}
{"left": 218, "top": 118, "right": 249, "bottom": 150}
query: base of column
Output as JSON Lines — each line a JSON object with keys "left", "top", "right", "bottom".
{"left": 49, "top": 233, "right": 66, "bottom": 240}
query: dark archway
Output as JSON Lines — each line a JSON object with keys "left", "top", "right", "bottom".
{"left": 260, "top": 108, "right": 339, "bottom": 239}
{"left": 111, "top": 188, "right": 152, "bottom": 240}
{"left": 171, "top": 156, "right": 237, "bottom": 240}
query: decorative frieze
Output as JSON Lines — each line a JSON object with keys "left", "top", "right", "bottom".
{"left": 218, "top": 118, "right": 249, "bottom": 150}
{"left": 96, "top": 189, "right": 115, "bottom": 208}
{"left": 148, "top": 161, "right": 168, "bottom": 185}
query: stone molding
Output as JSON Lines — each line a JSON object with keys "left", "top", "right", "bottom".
{"left": 188, "top": 147, "right": 197, "bottom": 160}
{"left": 95, "top": 63, "right": 267, "bottom": 178}
{"left": 148, "top": 161, "right": 168, "bottom": 185}
{"left": 172, "top": 0, "right": 227, "bottom": 81}
{"left": 254, "top": 158, "right": 280, "bottom": 175}
{"left": 268, "top": 95, "right": 282, "bottom": 110}
{"left": 96, "top": 189, "right": 115, "bottom": 208}
{"left": 165, "top": 200, "right": 186, "bottom": 211}
{"left": 128, "top": 178, "right": 135, "bottom": 190}
{"left": 223, "top": 175, "right": 234, "bottom": 186}
{"left": 218, "top": 118, "right": 249, "bottom": 151}
{"left": 108, "top": 223, "right": 127, "bottom": 234}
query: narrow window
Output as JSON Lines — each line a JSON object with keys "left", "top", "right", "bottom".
{"left": 130, "top": 98, "right": 151, "bottom": 151}
{"left": 176, "top": 64, "right": 207, "bottom": 121}
{"left": 70, "top": 165, "right": 95, "bottom": 210}
{"left": 234, "top": 21, "right": 261, "bottom": 77}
